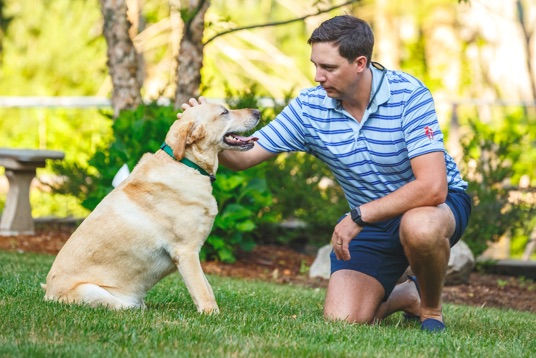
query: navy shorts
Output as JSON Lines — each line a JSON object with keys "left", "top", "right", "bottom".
{"left": 330, "top": 188, "right": 472, "bottom": 301}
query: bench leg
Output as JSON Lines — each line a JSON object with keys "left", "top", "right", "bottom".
{"left": 0, "top": 169, "right": 36, "bottom": 236}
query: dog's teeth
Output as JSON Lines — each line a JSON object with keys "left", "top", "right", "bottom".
{"left": 229, "top": 134, "right": 258, "bottom": 143}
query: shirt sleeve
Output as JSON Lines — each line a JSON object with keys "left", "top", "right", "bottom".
{"left": 254, "top": 96, "right": 307, "bottom": 153}
{"left": 402, "top": 86, "right": 445, "bottom": 159}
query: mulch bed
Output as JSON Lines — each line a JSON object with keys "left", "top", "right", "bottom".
{"left": 1, "top": 225, "right": 535, "bottom": 313}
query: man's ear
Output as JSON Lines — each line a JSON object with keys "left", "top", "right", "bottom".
{"left": 355, "top": 55, "right": 368, "bottom": 73}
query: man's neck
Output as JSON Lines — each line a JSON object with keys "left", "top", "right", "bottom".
{"left": 341, "top": 67, "right": 373, "bottom": 122}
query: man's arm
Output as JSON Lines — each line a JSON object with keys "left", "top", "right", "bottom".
{"left": 219, "top": 144, "right": 277, "bottom": 171}
{"left": 359, "top": 151, "right": 448, "bottom": 224}
{"left": 332, "top": 151, "right": 448, "bottom": 261}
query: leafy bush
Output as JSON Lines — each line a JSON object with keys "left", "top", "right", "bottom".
{"left": 52, "top": 103, "right": 174, "bottom": 211}
{"left": 206, "top": 165, "right": 275, "bottom": 262}
{"left": 459, "top": 115, "right": 536, "bottom": 256}
{"left": 262, "top": 152, "right": 348, "bottom": 248}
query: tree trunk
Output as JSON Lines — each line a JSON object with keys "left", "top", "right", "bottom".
{"left": 516, "top": 0, "right": 536, "bottom": 101}
{"left": 174, "top": 0, "right": 210, "bottom": 109}
{"left": 100, "top": 0, "right": 143, "bottom": 118}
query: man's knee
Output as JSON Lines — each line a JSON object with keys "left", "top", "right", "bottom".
{"left": 324, "top": 270, "right": 384, "bottom": 325}
{"left": 324, "top": 308, "right": 375, "bottom": 324}
{"left": 399, "top": 206, "right": 454, "bottom": 250}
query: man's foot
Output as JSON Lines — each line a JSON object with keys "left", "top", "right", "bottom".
{"left": 403, "top": 276, "right": 421, "bottom": 321}
{"left": 421, "top": 318, "right": 446, "bottom": 332}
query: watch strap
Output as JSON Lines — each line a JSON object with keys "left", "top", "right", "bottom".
{"left": 351, "top": 206, "right": 368, "bottom": 227}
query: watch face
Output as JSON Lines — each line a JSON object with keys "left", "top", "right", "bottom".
{"left": 351, "top": 208, "right": 359, "bottom": 222}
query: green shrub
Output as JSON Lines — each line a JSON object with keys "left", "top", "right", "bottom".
{"left": 262, "top": 152, "right": 348, "bottom": 248}
{"left": 52, "top": 103, "right": 174, "bottom": 211}
{"left": 207, "top": 165, "right": 275, "bottom": 262}
{"left": 460, "top": 115, "right": 536, "bottom": 256}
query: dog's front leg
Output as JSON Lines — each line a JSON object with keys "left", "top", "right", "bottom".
{"left": 174, "top": 251, "right": 219, "bottom": 314}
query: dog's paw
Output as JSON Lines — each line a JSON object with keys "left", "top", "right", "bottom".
{"left": 198, "top": 305, "right": 220, "bottom": 315}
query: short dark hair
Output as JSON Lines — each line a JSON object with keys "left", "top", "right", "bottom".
{"left": 307, "top": 15, "right": 374, "bottom": 67}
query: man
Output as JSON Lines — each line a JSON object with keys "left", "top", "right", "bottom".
{"left": 181, "top": 15, "right": 471, "bottom": 332}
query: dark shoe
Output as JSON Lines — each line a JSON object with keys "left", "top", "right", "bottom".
{"left": 403, "top": 275, "right": 420, "bottom": 321}
{"left": 421, "top": 318, "right": 446, "bottom": 332}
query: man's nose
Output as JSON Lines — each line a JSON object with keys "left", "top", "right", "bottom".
{"left": 314, "top": 69, "right": 325, "bottom": 83}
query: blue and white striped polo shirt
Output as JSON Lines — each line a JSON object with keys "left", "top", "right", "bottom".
{"left": 254, "top": 65, "right": 468, "bottom": 209}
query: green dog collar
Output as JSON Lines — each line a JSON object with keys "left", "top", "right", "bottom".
{"left": 160, "top": 142, "right": 216, "bottom": 183}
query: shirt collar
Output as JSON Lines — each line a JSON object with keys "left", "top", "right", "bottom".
{"left": 368, "top": 62, "right": 390, "bottom": 112}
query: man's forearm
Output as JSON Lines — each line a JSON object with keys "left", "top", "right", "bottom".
{"left": 359, "top": 178, "right": 447, "bottom": 224}
{"left": 218, "top": 151, "right": 246, "bottom": 171}
{"left": 218, "top": 144, "right": 277, "bottom": 171}
{"left": 359, "top": 151, "right": 449, "bottom": 224}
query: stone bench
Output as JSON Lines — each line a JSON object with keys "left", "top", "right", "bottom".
{"left": 0, "top": 148, "right": 64, "bottom": 236}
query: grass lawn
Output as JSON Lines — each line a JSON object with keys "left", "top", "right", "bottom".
{"left": 1, "top": 251, "right": 535, "bottom": 357}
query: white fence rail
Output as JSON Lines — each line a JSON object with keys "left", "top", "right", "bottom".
{"left": 1, "top": 96, "right": 536, "bottom": 109}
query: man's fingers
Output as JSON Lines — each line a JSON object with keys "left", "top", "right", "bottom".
{"left": 188, "top": 98, "right": 200, "bottom": 106}
{"left": 332, "top": 239, "right": 350, "bottom": 261}
{"left": 341, "top": 244, "right": 350, "bottom": 261}
{"left": 188, "top": 96, "right": 207, "bottom": 106}
{"left": 178, "top": 97, "right": 207, "bottom": 118}
{"left": 332, "top": 240, "right": 347, "bottom": 261}
{"left": 334, "top": 248, "right": 341, "bottom": 261}
{"left": 179, "top": 97, "right": 207, "bottom": 114}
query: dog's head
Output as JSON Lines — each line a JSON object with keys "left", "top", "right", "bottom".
{"left": 165, "top": 103, "right": 260, "bottom": 160}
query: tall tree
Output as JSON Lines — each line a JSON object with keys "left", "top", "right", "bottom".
{"left": 173, "top": 0, "right": 210, "bottom": 108}
{"left": 516, "top": 0, "right": 536, "bottom": 100}
{"left": 0, "top": 0, "right": 13, "bottom": 64}
{"left": 100, "top": 0, "right": 143, "bottom": 118}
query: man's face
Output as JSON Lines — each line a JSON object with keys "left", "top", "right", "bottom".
{"left": 310, "top": 42, "right": 360, "bottom": 100}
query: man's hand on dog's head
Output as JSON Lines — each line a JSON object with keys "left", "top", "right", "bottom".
{"left": 177, "top": 96, "right": 208, "bottom": 119}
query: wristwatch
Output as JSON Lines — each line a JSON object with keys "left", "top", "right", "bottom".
{"left": 350, "top": 206, "right": 369, "bottom": 227}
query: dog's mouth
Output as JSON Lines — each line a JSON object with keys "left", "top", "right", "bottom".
{"left": 223, "top": 133, "right": 259, "bottom": 149}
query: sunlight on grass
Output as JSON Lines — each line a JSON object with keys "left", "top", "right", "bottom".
{"left": 0, "top": 251, "right": 535, "bottom": 357}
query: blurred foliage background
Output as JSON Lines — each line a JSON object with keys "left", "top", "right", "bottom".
{"left": 0, "top": 0, "right": 535, "bottom": 261}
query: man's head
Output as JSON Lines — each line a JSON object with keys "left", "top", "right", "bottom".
{"left": 307, "top": 15, "right": 374, "bottom": 67}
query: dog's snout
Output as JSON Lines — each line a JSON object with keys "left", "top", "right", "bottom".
{"left": 252, "top": 109, "right": 261, "bottom": 119}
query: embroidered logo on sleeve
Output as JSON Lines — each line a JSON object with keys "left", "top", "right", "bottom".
{"left": 424, "top": 126, "right": 434, "bottom": 140}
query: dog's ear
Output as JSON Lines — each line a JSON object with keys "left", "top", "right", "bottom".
{"left": 186, "top": 122, "right": 206, "bottom": 145}
{"left": 169, "top": 120, "right": 194, "bottom": 160}
{"left": 168, "top": 121, "right": 207, "bottom": 160}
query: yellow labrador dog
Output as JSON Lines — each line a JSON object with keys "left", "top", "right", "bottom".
{"left": 43, "top": 103, "right": 260, "bottom": 313}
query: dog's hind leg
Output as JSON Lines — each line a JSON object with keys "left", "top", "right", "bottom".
{"left": 175, "top": 252, "right": 219, "bottom": 314}
{"left": 74, "top": 283, "right": 144, "bottom": 310}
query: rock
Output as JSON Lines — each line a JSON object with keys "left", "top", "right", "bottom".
{"left": 309, "top": 244, "right": 332, "bottom": 279}
{"left": 445, "top": 240, "right": 475, "bottom": 285}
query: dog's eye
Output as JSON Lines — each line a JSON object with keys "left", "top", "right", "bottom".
{"left": 221, "top": 109, "right": 229, "bottom": 116}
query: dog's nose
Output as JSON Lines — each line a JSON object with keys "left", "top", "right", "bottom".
{"left": 252, "top": 109, "right": 261, "bottom": 119}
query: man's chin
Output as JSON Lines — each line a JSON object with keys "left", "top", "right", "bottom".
{"left": 324, "top": 89, "right": 341, "bottom": 99}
